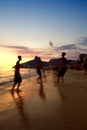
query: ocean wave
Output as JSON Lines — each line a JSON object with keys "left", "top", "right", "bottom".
{"left": 0, "top": 69, "right": 37, "bottom": 86}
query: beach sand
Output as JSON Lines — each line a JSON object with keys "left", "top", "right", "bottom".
{"left": 0, "top": 70, "right": 87, "bottom": 130}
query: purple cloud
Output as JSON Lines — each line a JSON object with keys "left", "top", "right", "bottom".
{"left": 57, "top": 44, "right": 76, "bottom": 50}
{"left": 0, "top": 36, "right": 87, "bottom": 61}
{"left": 78, "top": 37, "right": 87, "bottom": 46}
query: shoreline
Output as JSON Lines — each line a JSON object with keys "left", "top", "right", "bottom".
{"left": 0, "top": 70, "right": 87, "bottom": 130}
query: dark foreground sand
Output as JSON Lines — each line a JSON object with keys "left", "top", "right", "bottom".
{"left": 0, "top": 70, "right": 87, "bottom": 130}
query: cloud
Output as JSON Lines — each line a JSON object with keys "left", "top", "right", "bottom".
{"left": 0, "top": 44, "right": 34, "bottom": 53}
{"left": 79, "top": 37, "right": 87, "bottom": 46}
{"left": 0, "top": 44, "right": 54, "bottom": 60}
{"left": 53, "top": 37, "right": 87, "bottom": 52}
{"left": 1, "top": 36, "right": 87, "bottom": 61}
{"left": 0, "top": 44, "right": 38, "bottom": 59}
{"left": 52, "top": 37, "right": 87, "bottom": 59}
{"left": 0, "top": 44, "right": 31, "bottom": 51}
{"left": 76, "top": 37, "right": 87, "bottom": 53}
{"left": 57, "top": 44, "right": 76, "bottom": 50}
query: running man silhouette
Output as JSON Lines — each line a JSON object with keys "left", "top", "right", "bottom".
{"left": 12, "top": 55, "right": 22, "bottom": 91}
{"left": 58, "top": 52, "right": 67, "bottom": 83}
{"left": 36, "top": 57, "right": 43, "bottom": 82}
{"left": 84, "top": 56, "right": 87, "bottom": 75}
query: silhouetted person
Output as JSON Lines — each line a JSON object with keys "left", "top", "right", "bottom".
{"left": 36, "top": 57, "right": 43, "bottom": 82}
{"left": 84, "top": 56, "right": 87, "bottom": 75}
{"left": 58, "top": 52, "right": 67, "bottom": 83}
{"left": 12, "top": 55, "right": 22, "bottom": 91}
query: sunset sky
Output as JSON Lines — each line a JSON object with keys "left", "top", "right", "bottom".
{"left": 0, "top": 0, "right": 87, "bottom": 67}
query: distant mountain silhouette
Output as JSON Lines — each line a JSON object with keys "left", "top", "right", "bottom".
{"left": 20, "top": 56, "right": 75, "bottom": 69}
{"left": 21, "top": 56, "right": 49, "bottom": 68}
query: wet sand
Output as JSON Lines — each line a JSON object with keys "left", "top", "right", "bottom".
{"left": 0, "top": 70, "right": 87, "bottom": 130}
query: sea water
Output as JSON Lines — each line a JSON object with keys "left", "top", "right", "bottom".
{"left": 0, "top": 67, "right": 37, "bottom": 86}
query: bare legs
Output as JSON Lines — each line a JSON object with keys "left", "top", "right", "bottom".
{"left": 37, "top": 70, "right": 42, "bottom": 82}
{"left": 37, "top": 74, "right": 42, "bottom": 82}
{"left": 58, "top": 76, "right": 64, "bottom": 83}
{"left": 84, "top": 68, "right": 87, "bottom": 75}
{"left": 11, "top": 82, "right": 21, "bottom": 91}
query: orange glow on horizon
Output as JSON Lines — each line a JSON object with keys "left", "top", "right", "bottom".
{"left": 0, "top": 46, "right": 61, "bottom": 69}
{"left": 0, "top": 47, "right": 33, "bottom": 68}
{"left": 0, "top": 52, "right": 17, "bottom": 68}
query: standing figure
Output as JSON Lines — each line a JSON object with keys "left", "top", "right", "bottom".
{"left": 84, "top": 56, "right": 87, "bottom": 75}
{"left": 36, "top": 57, "right": 43, "bottom": 82}
{"left": 12, "top": 55, "right": 22, "bottom": 91}
{"left": 58, "top": 52, "right": 67, "bottom": 83}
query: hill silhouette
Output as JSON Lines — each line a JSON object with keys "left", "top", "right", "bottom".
{"left": 21, "top": 56, "right": 49, "bottom": 68}
{"left": 21, "top": 56, "right": 74, "bottom": 69}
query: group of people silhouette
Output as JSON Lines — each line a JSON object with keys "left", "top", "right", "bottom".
{"left": 11, "top": 52, "right": 67, "bottom": 92}
{"left": 11, "top": 51, "right": 87, "bottom": 92}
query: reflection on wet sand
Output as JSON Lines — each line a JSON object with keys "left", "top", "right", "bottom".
{"left": 11, "top": 91, "right": 30, "bottom": 128}
{"left": 53, "top": 76, "right": 66, "bottom": 102}
{"left": 37, "top": 81, "right": 46, "bottom": 101}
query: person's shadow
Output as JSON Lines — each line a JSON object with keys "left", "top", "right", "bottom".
{"left": 37, "top": 81, "right": 46, "bottom": 101}
{"left": 10, "top": 91, "right": 30, "bottom": 128}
